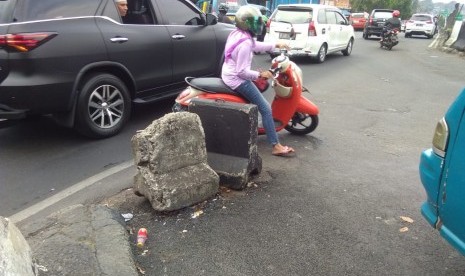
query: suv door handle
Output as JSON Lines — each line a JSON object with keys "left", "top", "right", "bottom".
{"left": 172, "top": 34, "right": 185, "bottom": 40}
{"left": 110, "top": 37, "right": 129, "bottom": 43}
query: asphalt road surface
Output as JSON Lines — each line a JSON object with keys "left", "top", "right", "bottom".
{"left": 1, "top": 31, "right": 465, "bottom": 275}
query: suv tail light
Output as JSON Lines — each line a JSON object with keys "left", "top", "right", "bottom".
{"left": 0, "top": 32, "right": 57, "bottom": 52}
{"left": 308, "top": 21, "right": 316, "bottom": 36}
{"left": 369, "top": 16, "right": 373, "bottom": 25}
{"left": 266, "top": 19, "right": 271, "bottom": 33}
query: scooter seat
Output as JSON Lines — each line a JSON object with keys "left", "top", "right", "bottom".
{"left": 185, "top": 77, "right": 236, "bottom": 95}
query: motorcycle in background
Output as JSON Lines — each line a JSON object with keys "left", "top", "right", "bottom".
{"left": 380, "top": 28, "right": 399, "bottom": 50}
{"left": 173, "top": 51, "right": 319, "bottom": 135}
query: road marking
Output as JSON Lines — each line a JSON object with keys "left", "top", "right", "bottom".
{"left": 9, "top": 160, "right": 134, "bottom": 224}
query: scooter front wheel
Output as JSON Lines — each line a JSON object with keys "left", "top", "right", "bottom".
{"left": 285, "top": 113, "right": 318, "bottom": 135}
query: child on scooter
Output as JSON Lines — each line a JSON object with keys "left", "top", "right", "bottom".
{"left": 221, "top": 5, "right": 294, "bottom": 157}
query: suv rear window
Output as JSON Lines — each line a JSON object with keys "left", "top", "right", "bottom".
{"left": 373, "top": 11, "right": 392, "bottom": 19}
{"left": 0, "top": 0, "right": 16, "bottom": 23}
{"left": 274, "top": 8, "right": 313, "bottom": 24}
{"left": 12, "top": 0, "right": 100, "bottom": 22}
{"left": 411, "top": 15, "right": 432, "bottom": 21}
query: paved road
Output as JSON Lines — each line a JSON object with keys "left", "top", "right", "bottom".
{"left": 2, "top": 32, "right": 465, "bottom": 274}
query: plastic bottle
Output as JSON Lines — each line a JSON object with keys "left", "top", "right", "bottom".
{"left": 137, "top": 228, "right": 148, "bottom": 248}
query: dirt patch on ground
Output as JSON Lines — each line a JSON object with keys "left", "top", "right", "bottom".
{"left": 100, "top": 171, "right": 273, "bottom": 275}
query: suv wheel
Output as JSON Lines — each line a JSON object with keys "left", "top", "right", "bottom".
{"left": 363, "top": 31, "right": 368, "bottom": 39}
{"left": 342, "top": 39, "right": 353, "bottom": 56}
{"left": 75, "top": 73, "right": 131, "bottom": 139}
{"left": 315, "top": 44, "right": 327, "bottom": 64}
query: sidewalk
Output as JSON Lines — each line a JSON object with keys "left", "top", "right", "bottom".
{"left": 17, "top": 161, "right": 274, "bottom": 276}
{"left": 19, "top": 203, "right": 138, "bottom": 276}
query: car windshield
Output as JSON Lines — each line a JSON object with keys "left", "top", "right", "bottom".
{"left": 274, "top": 8, "right": 313, "bottom": 24}
{"left": 227, "top": 5, "right": 240, "bottom": 14}
{"left": 411, "top": 15, "right": 432, "bottom": 21}
{"left": 374, "top": 11, "right": 392, "bottom": 19}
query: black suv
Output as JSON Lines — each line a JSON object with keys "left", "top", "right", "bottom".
{"left": 0, "top": 0, "right": 234, "bottom": 138}
{"left": 362, "top": 9, "right": 394, "bottom": 39}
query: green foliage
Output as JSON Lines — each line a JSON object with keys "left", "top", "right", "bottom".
{"left": 350, "top": 0, "right": 418, "bottom": 19}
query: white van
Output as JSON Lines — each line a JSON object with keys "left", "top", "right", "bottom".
{"left": 264, "top": 4, "right": 355, "bottom": 63}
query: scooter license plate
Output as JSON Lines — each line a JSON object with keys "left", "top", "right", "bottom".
{"left": 279, "top": 32, "right": 291, "bottom": 39}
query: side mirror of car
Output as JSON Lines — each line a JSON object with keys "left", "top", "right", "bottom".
{"left": 206, "top": 13, "right": 218, "bottom": 25}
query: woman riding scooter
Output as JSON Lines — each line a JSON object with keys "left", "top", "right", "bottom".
{"left": 221, "top": 5, "right": 293, "bottom": 157}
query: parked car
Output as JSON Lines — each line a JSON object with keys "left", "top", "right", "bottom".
{"left": 362, "top": 8, "right": 394, "bottom": 39}
{"left": 419, "top": 87, "right": 465, "bottom": 256}
{"left": 405, "top": 13, "right": 436, "bottom": 39}
{"left": 264, "top": 4, "right": 355, "bottom": 63}
{"left": 349, "top": 12, "right": 368, "bottom": 31}
{"left": 0, "top": 0, "right": 234, "bottom": 138}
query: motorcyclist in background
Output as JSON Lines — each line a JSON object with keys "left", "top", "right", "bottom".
{"left": 218, "top": 4, "right": 234, "bottom": 24}
{"left": 380, "top": 10, "right": 401, "bottom": 41}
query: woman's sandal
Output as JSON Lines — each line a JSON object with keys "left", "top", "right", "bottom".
{"left": 272, "top": 146, "right": 295, "bottom": 157}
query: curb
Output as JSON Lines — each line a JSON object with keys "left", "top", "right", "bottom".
{"left": 21, "top": 204, "right": 138, "bottom": 276}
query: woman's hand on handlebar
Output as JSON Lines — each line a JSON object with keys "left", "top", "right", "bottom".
{"left": 275, "top": 41, "right": 290, "bottom": 50}
{"left": 259, "top": 70, "right": 273, "bottom": 79}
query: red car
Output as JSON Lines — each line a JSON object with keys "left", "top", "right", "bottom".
{"left": 349, "top": 12, "right": 368, "bottom": 31}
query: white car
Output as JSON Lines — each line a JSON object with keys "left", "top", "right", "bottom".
{"left": 264, "top": 4, "right": 355, "bottom": 63}
{"left": 405, "top": 13, "right": 436, "bottom": 39}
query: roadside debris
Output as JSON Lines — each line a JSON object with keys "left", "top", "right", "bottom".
{"left": 400, "top": 216, "right": 414, "bottom": 223}
{"left": 136, "top": 265, "right": 146, "bottom": 275}
{"left": 399, "top": 227, "right": 409, "bottom": 233}
{"left": 121, "top": 213, "right": 133, "bottom": 222}
{"left": 137, "top": 228, "right": 148, "bottom": 248}
{"left": 399, "top": 216, "right": 413, "bottom": 233}
{"left": 191, "top": 210, "right": 204, "bottom": 219}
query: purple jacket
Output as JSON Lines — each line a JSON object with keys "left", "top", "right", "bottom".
{"left": 221, "top": 29, "right": 274, "bottom": 90}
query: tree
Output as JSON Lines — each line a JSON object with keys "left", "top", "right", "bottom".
{"left": 417, "top": 0, "right": 434, "bottom": 13}
{"left": 350, "top": 0, "right": 417, "bottom": 19}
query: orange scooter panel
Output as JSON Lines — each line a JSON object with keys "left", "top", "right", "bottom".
{"left": 199, "top": 93, "right": 247, "bottom": 104}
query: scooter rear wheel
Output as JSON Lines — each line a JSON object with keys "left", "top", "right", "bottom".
{"left": 285, "top": 113, "right": 318, "bottom": 135}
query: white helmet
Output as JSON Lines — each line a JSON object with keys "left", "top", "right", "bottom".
{"left": 234, "top": 5, "right": 264, "bottom": 36}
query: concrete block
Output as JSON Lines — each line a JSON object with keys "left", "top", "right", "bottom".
{"left": 0, "top": 217, "right": 34, "bottom": 276}
{"left": 189, "top": 98, "right": 262, "bottom": 190}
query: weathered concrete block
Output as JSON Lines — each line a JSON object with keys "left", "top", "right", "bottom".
{"left": 134, "top": 163, "right": 219, "bottom": 211}
{"left": 132, "top": 112, "right": 207, "bottom": 174}
{"left": 189, "top": 98, "right": 262, "bottom": 190}
{"left": 0, "top": 217, "right": 34, "bottom": 276}
{"left": 132, "top": 112, "right": 219, "bottom": 212}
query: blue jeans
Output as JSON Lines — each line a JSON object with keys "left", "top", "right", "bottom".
{"left": 235, "top": 80, "right": 279, "bottom": 146}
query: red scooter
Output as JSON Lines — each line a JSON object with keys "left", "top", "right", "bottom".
{"left": 173, "top": 51, "right": 319, "bottom": 135}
